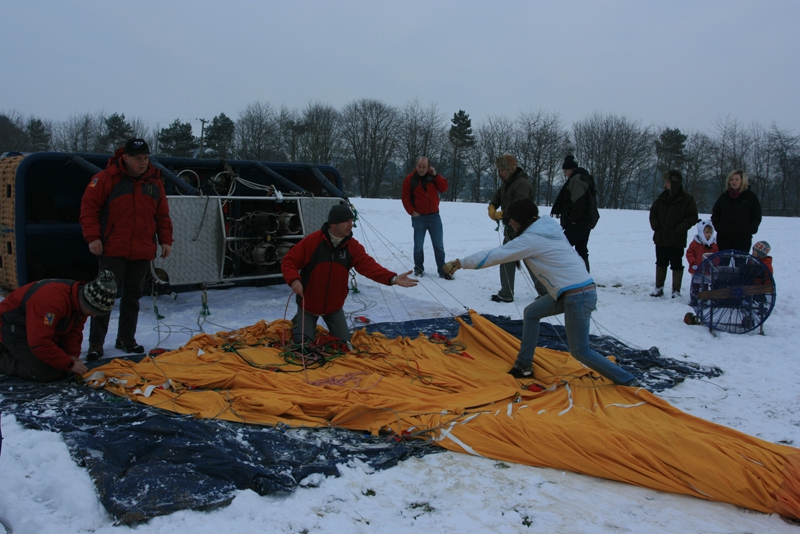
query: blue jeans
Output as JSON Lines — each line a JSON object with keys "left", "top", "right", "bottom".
{"left": 515, "top": 289, "right": 636, "bottom": 385}
{"left": 412, "top": 213, "right": 446, "bottom": 275}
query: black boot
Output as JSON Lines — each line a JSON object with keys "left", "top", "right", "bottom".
{"left": 650, "top": 266, "right": 667, "bottom": 297}
{"left": 671, "top": 268, "right": 684, "bottom": 298}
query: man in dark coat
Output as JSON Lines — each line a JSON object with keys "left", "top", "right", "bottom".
{"left": 487, "top": 155, "right": 545, "bottom": 302}
{"left": 649, "top": 170, "right": 698, "bottom": 298}
{"left": 550, "top": 155, "right": 600, "bottom": 272}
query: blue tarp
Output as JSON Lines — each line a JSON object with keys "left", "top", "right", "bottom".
{"left": 0, "top": 314, "right": 721, "bottom": 524}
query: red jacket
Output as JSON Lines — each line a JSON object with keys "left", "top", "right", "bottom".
{"left": 281, "top": 225, "right": 396, "bottom": 316}
{"left": 401, "top": 171, "right": 448, "bottom": 216}
{"left": 686, "top": 239, "right": 719, "bottom": 274}
{"left": 80, "top": 148, "right": 174, "bottom": 260}
{"left": 0, "top": 279, "right": 88, "bottom": 371}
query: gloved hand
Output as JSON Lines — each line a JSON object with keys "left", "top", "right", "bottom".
{"left": 488, "top": 205, "right": 503, "bottom": 221}
{"left": 443, "top": 259, "right": 461, "bottom": 275}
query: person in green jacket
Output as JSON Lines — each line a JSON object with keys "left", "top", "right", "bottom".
{"left": 649, "top": 170, "right": 698, "bottom": 298}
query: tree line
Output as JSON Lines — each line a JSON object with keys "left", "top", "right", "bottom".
{"left": 1, "top": 101, "right": 799, "bottom": 215}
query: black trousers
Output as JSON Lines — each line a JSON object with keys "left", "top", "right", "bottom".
{"left": 563, "top": 222, "right": 591, "bottom": 262}
{"left": 0, "top": 341, "right": 67, "bottom": 382}
{"left": 655, "top": 245, "right": 684, "bottom": 270}
{"left": 89, "top": 257, "right": 150, "bottom": 346}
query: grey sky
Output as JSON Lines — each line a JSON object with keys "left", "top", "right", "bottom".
{"left": 2, "top": 0, "right": 798, "bottom": 135}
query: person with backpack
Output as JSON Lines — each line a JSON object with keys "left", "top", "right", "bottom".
{"left": 281, "top": 204, "right": 418, "bottom": 344}
{"left": 550, "top": 155, "right": 600, "bottom": 272}
{"left": 401, "top": 157, "right": 451, "bottom": 279}
{"left": 0, "top": 271, "right": 117, "bottom": 381}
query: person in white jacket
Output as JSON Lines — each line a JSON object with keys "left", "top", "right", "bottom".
{"left": 443, "top": 198, "right": 639, "bottom": 386}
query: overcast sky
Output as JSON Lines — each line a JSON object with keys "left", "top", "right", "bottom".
{"left": 1, "top": 0, "right": 798, "bottom": 136}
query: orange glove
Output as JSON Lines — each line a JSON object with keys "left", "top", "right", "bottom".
{"left": 488, "top": 205, "right": 503, "bottom": 221}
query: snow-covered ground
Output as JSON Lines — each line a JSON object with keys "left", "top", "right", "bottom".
{"left": 1, "top": 198, "right": 799, "bottom": 533}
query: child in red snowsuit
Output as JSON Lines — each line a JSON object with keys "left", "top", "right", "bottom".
{"left": 686, "top": 219, "right": 719, "bottom": 274}
{"left": 752, "top": 240, "right": 773, "bottom": 274}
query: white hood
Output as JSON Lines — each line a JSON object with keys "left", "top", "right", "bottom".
{"left": 694, "top": 218, "right": 716, "bottom": 246}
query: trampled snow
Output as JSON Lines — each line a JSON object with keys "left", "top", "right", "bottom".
{"left": 1, "top": 198, "right": 799, "bottom": 533}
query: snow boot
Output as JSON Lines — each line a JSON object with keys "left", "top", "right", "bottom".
{"left": 650, "top": 266, "right": 667, "bottom": 297}
{"left": 115, "top": 339, "right": 145, "bottom": 354}
{"left": 86, "top": 342, "right": 104, "bottom": 362}
{"left": 671, "top": 268, "right": 684, "bottom": 298}
{"left": 508, "top": 365, "right": 532, "bottom": 378}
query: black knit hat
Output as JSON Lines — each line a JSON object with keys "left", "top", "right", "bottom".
{"left": 124, "top": 138, "right": 150, "bottom": 156}
{"left": 562, "top": 155, "right": 578, "bottom": 170}
{"left": 505, "top": 198, "right": 539, "bottom": 224}
{"left": 328, "top": 204, "right": 355, "bottom": 224}
{"left": 80, "top": 270, "right": 117, "bottom": 315}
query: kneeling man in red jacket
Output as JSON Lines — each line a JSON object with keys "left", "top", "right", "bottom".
{"left": 0, "top": 271, "right": 117, "bottom": 382}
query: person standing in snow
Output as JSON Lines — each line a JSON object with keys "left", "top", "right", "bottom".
{"left": 648, "top": 170, "right": 698, "bottom": 298}
{"left": 711, "top": 170, "right": 762, "bottom": 253}
{"left": 442, "top": 198, "right": 639, "bottom": 386}
{"left": 282, "top": 203, "right": 418, "bottom": 344}
{"left": 487, "top": 154, "right": 545, "bottom": 302}
{"left": 686, "top": 220, "right": 719, "bottom": 275}
{"left": 0, "top": 271, "right": 117, "bottom": 381}
{"left": 401, "top": 157, "right": 452, "bottom": 279}
{"left": 80, "top": 139, "right": 174, "bottom": 360}
{"left": 550, "top": 155, "right": 600, "bottom": 272}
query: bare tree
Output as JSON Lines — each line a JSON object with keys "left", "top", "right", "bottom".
{"left": 462, "top": 128, "right": 491, "bottom": 202}
{"left": 682, "top": 131, "right": 716, "bottom": 212}
{"left": 236, "top": 101, "right": 279, "bottom": 161}
{"left": 572, "top": 113, "right": 654, "bottom": 209}
{"left": 710, "top": 116, "right": 753, "bottom": 191}
{"left": 398, "top": 99, "right": 446, "bottom": 175}
{"left": 300, "top": 101, "right": 342, "bottom": 166}
{"left": 477, "top": 115, "right": 516, "bottom": 196}
{"left": 51, "top": 112, "right": 102, "bottom": 152}
{"left": 514, "top": 110, "right": 569, "bottom": 206}
{"left": 767, "top": 124, "right": 800, "bottom": 215}
{"left": 339, "top": 98, "right": 400, "bottom": 198}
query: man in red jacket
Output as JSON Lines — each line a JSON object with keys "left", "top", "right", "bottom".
{"left": 281, "top": 204, "right": 418, "bottom": 343}
{"left": 0, "top": 271, "right": 116, "bottom": 382}
{"left": 401, "top": 157, "right": 451, "bottom": 279}
{"left": 80, "top": 139, "right": 174, "bottom": 360}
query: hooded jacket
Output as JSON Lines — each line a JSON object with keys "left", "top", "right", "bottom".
{"left": 80, "top": 148, "right": 174, "bottom": 260}
{"left": 460, "top": 215, "right": 592, "bottom": 300}
{"left": 686, "top": 219, "right": 719, "bottom": 274}
{"left": 550, "top": 167, "right": 600, "bottom": 229}
{"left": 281, "top": 223, "right": 396, "bottom": 316}
{"left": 401, "top": 171, "right": 448, "bottom": 215}
{"left": 0, "top": 279, "right": 87, "bottom": 371}
{"left": 649, "top": 182, "right": 698, "bottom": 248}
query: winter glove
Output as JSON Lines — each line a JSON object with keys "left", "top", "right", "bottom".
{"left": 488, "top": 205, "right": 503, "bottom": 221}
{"left": 443, "top": 259, "right": 461, "bottom": 275}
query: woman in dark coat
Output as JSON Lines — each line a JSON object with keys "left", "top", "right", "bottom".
{"left": 711, "top": 170, "right": 762, "bottom": 253}
{"left": 649, "top": 170, "right": 698, "bottom": 298}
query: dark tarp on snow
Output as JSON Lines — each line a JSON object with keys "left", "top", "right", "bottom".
{"left": 0, "top": 314, "right": 721, "bottom": 525}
